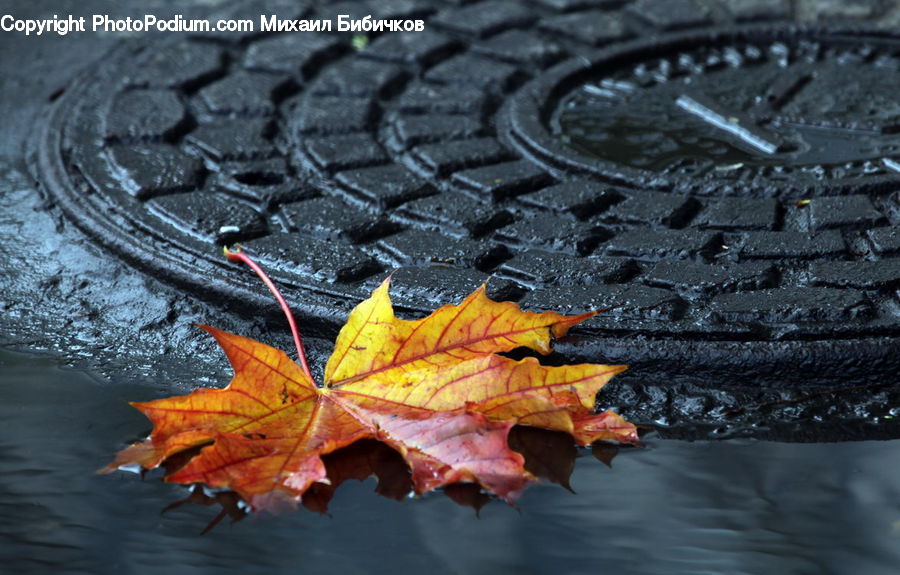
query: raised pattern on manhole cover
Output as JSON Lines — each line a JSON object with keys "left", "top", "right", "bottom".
{"left": 31, "top": 0, "right": 900, "bottom": 385}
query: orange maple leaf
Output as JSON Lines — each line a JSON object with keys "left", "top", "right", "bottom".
{"left": 102, "top": 254, "right": 636, "bottom": 512}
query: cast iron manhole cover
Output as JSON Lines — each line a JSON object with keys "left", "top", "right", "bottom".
{"left": 31, "top": 0, "right": 900, "bottom": 386}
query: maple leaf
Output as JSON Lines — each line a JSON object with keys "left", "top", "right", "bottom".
{"left": 102, "top": 252, "right": 637, "bottom": 512}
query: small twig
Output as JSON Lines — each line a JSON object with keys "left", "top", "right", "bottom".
{"left": 223, "top": 246, "right": 312, "bottom": 380}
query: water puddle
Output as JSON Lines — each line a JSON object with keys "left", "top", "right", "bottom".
{"left": 2, "top": 350, "right": 899, "bottom": 574}
{"left": 553, "top": 39, "right": 900, "bottom": 185}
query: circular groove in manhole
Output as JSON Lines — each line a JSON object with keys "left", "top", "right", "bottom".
{"left": 508, "top": 25, "right": 900, "bottom": 196}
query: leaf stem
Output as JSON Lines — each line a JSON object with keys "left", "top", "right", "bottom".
{"left": 223, "top": 246, "right": 313, "bottom": 380}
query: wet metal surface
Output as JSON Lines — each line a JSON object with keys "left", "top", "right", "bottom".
{"left": 26, "top": 0, "right": 900, "bottom": 388}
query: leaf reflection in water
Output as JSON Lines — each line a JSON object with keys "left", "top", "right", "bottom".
{"left": 155, "top": 427, "right": 627, "bottom": 532}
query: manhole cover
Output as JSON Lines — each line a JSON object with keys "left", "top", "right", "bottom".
{"left": 31, "top": 0, "right": 900, "bottom": 386}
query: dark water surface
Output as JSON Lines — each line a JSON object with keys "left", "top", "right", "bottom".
{"left": 2, "top": 350, "right": 899, "bottom": 575}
